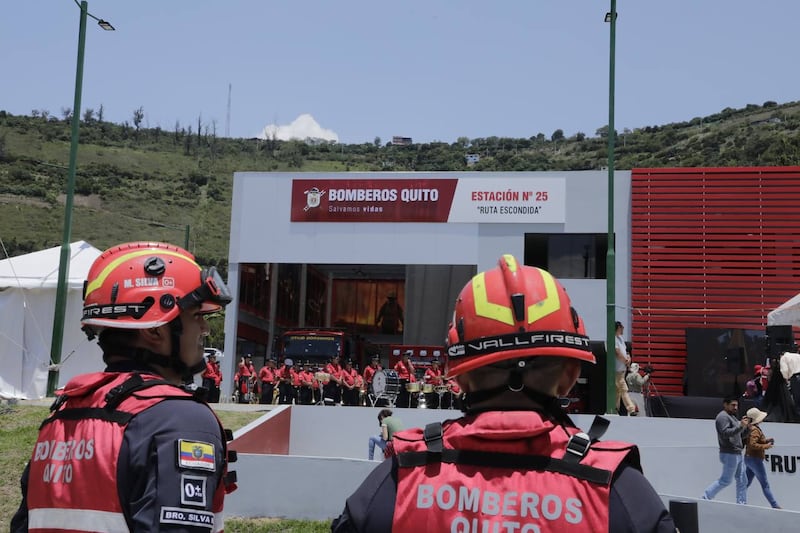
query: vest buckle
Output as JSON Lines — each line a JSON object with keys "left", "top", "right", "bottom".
{"left": 565, "top": 432, "right": 591, "bottom": 459}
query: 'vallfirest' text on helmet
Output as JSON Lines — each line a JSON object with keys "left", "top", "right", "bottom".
{"left": 81, "top": 242, "right": 231, "bottom": 337}
{"left": 445, "top": 254, "right": 594, "bottom": 378}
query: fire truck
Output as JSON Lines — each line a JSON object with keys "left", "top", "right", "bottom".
{"left": 274, "top": 329, "right": 350, "bottom": 367}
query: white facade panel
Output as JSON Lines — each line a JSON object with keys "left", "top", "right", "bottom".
{"left": 226, "top": 171, "right": 632, "bottom": 360}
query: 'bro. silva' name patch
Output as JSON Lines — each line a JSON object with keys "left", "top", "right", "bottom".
{"left": 177, "top": 439, "right": 216, "bottom": 472}
{"left": 160, "top": 506, "right": 214, "bottom": 529}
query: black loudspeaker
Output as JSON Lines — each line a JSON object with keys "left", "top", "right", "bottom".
{"left": 724, "top": 347, "right": 745, "bottom": 375}
{"left": 766, "top": 325, "right": 795, "bottom": 357}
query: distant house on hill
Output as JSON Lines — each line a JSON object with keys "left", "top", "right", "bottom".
{"left": 750, "top": 117, "right": 782, "bottom": 126}
{"left": 392, "top": 136, "right": 412, "bottom": 146}
{"left": 465, "top": 154, "right": 481, "bottom": 166}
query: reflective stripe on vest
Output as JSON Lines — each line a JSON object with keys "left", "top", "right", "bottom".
{"left": 29, "top": 508, "right": 128, "bottom": 532}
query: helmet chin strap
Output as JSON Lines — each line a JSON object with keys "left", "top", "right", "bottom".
{"left": 111, "top": 317, "right": 204, "bottom": 381}
{"left": 168, "top": 317, "right": 207, "bottom": 381}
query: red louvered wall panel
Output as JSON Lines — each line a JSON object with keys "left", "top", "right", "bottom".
{"left": 630, "top": 167, "right": 800, "bottom": 396}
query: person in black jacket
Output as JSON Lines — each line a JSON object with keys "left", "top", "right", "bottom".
{"left": 332, "top": 255, "right": 675, "bottom": 533}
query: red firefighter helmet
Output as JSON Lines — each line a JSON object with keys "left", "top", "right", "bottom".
{"left": 445, "top": 254, "right": 594, "bottom": 378}
{"left": 81, "top": 242, "right": 231, "bottom": 336}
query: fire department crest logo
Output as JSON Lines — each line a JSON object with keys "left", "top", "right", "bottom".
{"left": 304, "top": 187, "right": 326, "bottom": 211}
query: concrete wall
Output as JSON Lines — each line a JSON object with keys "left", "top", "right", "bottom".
{"left": 225, "top": 405, "right": 800, "bottom": 525}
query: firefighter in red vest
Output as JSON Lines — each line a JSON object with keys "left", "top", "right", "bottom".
{"left": 11, "top": 242, "right": 237, "bottom": 533}
{"left": 332, "top": 255, "right": 675, "bottom": 532}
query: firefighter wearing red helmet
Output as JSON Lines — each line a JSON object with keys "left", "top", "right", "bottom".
{"left": 12, "top": 242, "right": 237, "bottom": 532}
{"left": 333, "top": 255, "right": 675, "bottom": 533}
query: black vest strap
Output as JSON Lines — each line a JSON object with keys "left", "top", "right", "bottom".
{"left": 104, "top": 373, "right": 178, "bottom": 409}
{"left": 396, "top": 448, "right": 612, "bottom": 485}
{"left": 423, "top": 422, "right": 444, "bottom": 453}
{"left": 40, "top": 374, "right": 186, "bottom": 430}
{"left": 40, "top": 407, "right": 133, "bottom": 429}
{"left": 563, "top": 415, "right": 610, "bottom": 465}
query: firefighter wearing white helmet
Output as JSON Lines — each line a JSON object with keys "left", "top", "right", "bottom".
{"left": 12, "top": 242, "right": 237, "bottom": 532}
{"left": 333, "top": 255, "right": 675, "bottom": 533}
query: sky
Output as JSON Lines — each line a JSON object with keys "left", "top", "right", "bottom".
{"left": 3, "top": 1, "right": 800, "bottom": 144}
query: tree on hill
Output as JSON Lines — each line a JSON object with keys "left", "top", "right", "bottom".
{"left": 133, "top": 106, "right": 144, "bottom": 141}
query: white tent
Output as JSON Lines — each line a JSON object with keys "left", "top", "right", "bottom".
{"left": 0, "top": 241, "right": 103, "bottom": 399}
{"left": 767, "top": 293, "right": 800, "bottom": 327}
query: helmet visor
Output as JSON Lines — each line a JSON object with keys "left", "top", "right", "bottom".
{"left": 177, "top": 267, "right": 232, "bottom": 313}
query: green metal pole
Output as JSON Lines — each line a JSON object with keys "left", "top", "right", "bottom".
{"left": 47, "top": 1, "right": 88, "bottom": 396}
{"left": 184, "top": 224, "right": 190, "bottom": 249}
{"left": 605, "top": 0, "right": 618, "bottom": 414}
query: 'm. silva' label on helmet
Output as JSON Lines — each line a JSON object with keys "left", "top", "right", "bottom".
{"left": 448, "top": 331, "right": 592, "bottom": 358}
{"left": 122, "top": 277, "right": 172, "bottom": 289}
{"left": 83, "top": 302, "right": 152, "bottom": 320}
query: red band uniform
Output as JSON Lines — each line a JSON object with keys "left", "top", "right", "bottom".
{"left": 423, "top": 362, "right": 444, "bottom": 409}
{"left": 393, "top": 355, "right": 416, "bottom": 408}
{"left": 324, "top": 358, "right": 343, "bottom": 405}
{"left": 258, "top": 362, "right": 276, "bottom": 405}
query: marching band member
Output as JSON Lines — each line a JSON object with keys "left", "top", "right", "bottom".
{"left": 211, "top": 355, "right": 223, "bottom": 403}
{"left": 324, "top": 354, "right": 344, "bottom": 405}
{"left": 297, "top": 362, "right": 315, "bottom": 405}
{"left": 423, "top": 359, "right": 444, "bottom": 408}
{"left": 277, "top": 358, "right": 297, "bottom": 404}
{"left": 311, "top": 364, "right": 323, "bottom": 404}
{"left": 291, "top": 361, "right": 303, "bottom": 402}
{"left": 201, "top": 351, "right": 221, "bottom": 402}
{"left": 394, "top": 350, "right": 416, "bottom": 408}
{"left": 235, "top": 356, "right": 252, "bottom": 403}
{"left": 444, "top": 377, "right": 462, "bottom": 410}
{"left": 258, "top": 358, "right": 277, "bottom": 404}
{"left": 363, "top": 354, "right": 382, "bottom": 396}
{"left": 341, "top": 360, "right": 360, "bottom": 406}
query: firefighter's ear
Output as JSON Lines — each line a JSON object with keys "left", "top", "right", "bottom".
{"left": 556, "top": 359, "right": 582, "bottom": 397}
{"left": 138, "top": 326, "right": 164, "bottom": 347}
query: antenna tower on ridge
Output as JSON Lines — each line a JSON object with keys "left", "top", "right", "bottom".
{"left": 226, "top": 83, "right": 232, "bottom": 137}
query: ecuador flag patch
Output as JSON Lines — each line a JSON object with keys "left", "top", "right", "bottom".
{"left": 177, "top": 439, "right": 216, "bottom": 472}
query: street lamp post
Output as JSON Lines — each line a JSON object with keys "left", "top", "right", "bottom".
{"left": 47, "top": 1, "right": 114, "bottom": 396}
{"left": 605, "top": 1, "right": 618, "bottom": 414}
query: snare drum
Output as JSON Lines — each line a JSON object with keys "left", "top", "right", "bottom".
{"left": 405, "top": 382, "right": 421, "bottom": 393}
{"left": 422, "top": 383, "right": 434, "bottom": 393}
{"left": 434, "top": 385, "right": 449, "bottom": 394}
{"left": 373, "top": 369, "right": 401, "bottom": 396}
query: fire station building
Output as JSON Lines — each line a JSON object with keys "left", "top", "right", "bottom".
{"left": 222, "top": 167, "right": 800, "bottom": 402}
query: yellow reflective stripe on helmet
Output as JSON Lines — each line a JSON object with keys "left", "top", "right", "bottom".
{"left": 501, "top": 253, "right": 518, "bottom": 272}
{"left": 84, "top": 249, "right": 200, "bottom": 299}
{"left": 528, "top": 268, "right": 561, "bottom": 323}
{"left": 473, "top": 265, "right": 561, "bottom": 326}
{"left": 472, "top": 272, "right": 515, "bottom": 326}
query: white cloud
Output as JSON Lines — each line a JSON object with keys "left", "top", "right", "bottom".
{"left": 257, "top": 113, "right": 339, "bottom": 142}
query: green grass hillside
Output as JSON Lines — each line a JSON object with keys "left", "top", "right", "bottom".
{"left": 2, "top": 100, "right": 800, "bottom": 266}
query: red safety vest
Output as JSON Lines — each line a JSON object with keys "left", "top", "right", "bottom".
{"left": 391, "top": 411, "right": 636, "bottom": 532}
{"left": 26, "top": 371, "right": 233, "bottom": 532}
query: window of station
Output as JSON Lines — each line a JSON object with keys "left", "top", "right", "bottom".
{"left": 524, "top": 233, "right": 608, "bottom": 279}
